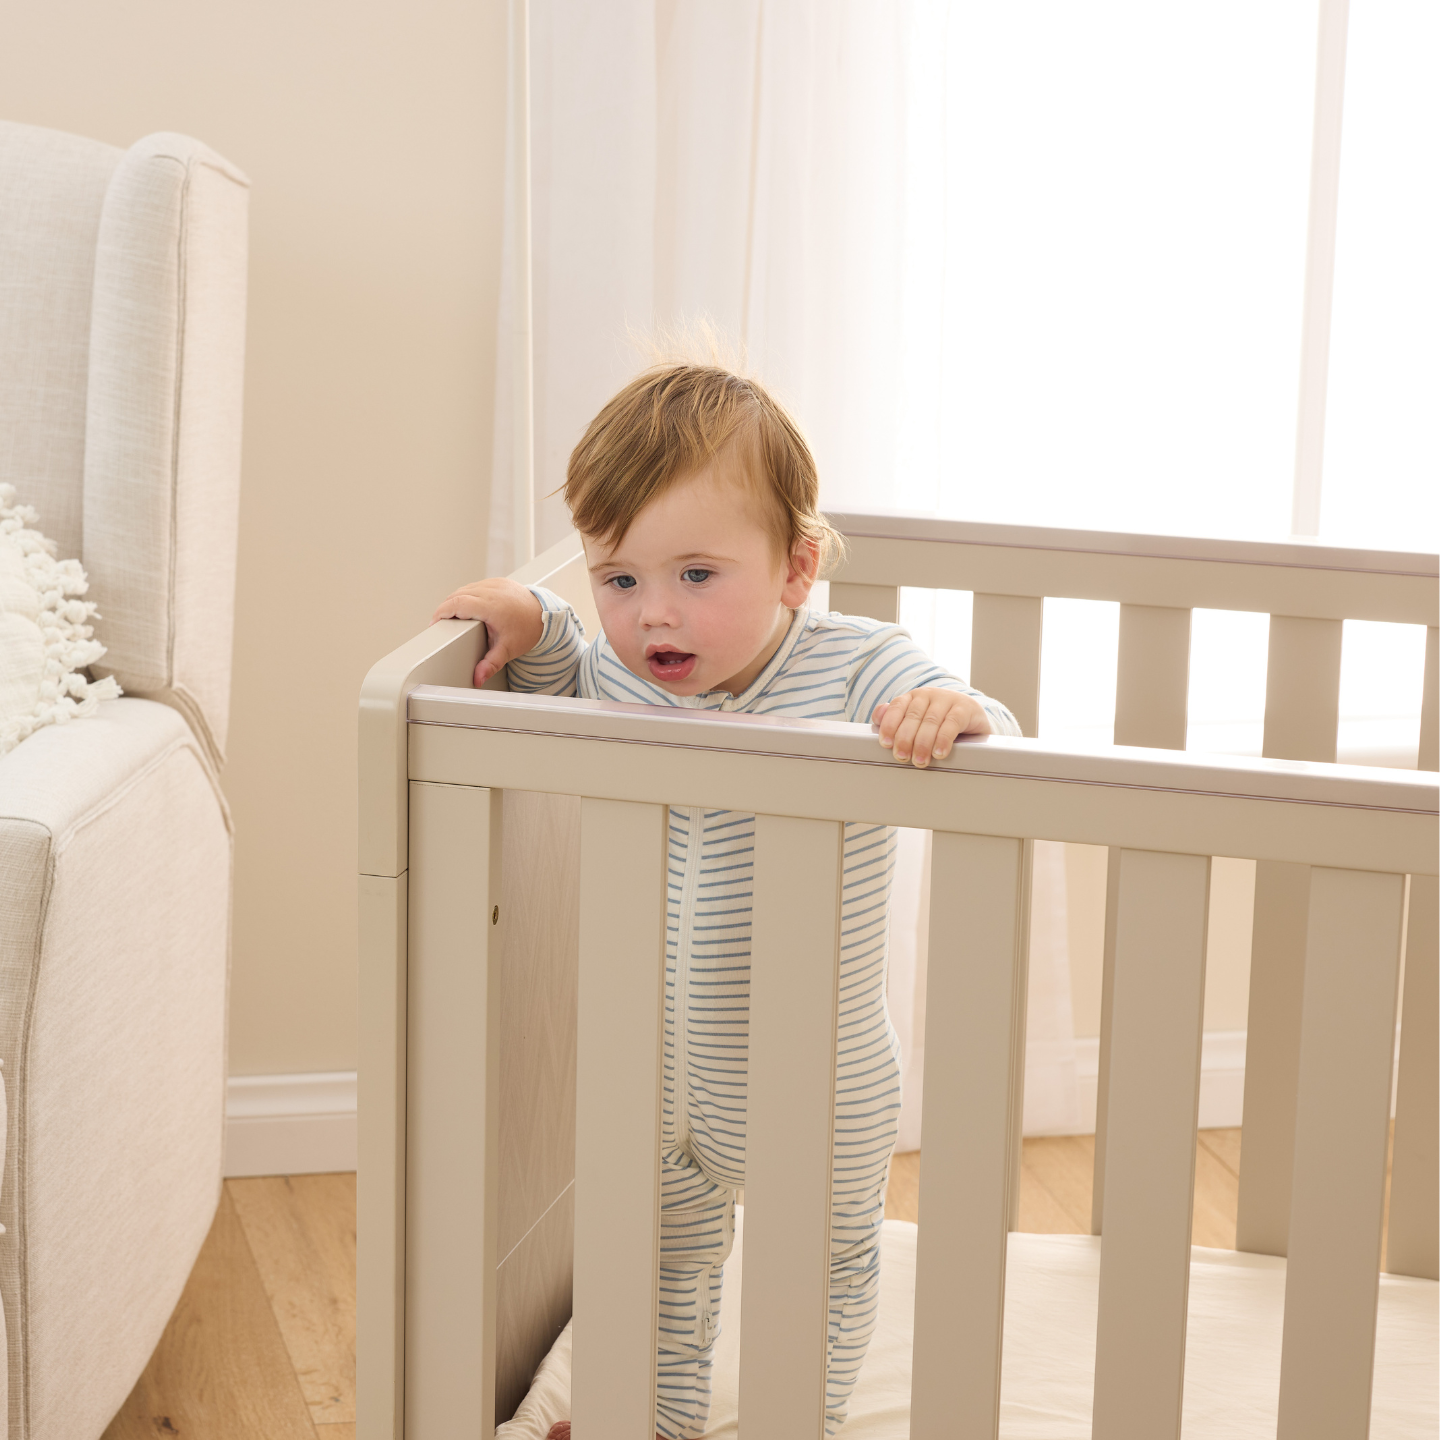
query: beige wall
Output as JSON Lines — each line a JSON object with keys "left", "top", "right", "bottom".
{"left": 3, "top": 0, "right": 509, "bottom": 1074}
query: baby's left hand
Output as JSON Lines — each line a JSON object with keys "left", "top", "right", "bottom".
{"left": 872, "top": 687, "right": 992, "bottom": 768}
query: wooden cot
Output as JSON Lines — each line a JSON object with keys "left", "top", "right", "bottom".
{"left": 357, "top": 515, "right": 1438, "bottom": 1440}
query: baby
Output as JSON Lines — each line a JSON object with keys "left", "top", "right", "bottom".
{"left": 434, "top": 365, "right": 1020, "bottom": 1440}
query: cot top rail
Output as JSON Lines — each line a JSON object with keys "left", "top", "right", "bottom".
{"left": 826, "top": 508, "right": 1439, "bottom": 579}
{"left": 408, "top": 684, "right": 1435, "bottom": 817}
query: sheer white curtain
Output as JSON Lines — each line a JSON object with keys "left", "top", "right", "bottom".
{"left": 490, "top": 0, "right": 1437, "bottom": 1146}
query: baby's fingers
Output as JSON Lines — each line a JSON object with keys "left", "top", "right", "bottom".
{"left": 473, "top": 635, "right": 511, "bottom": 687}
{"left": 874, "top": 693, "right": 913, "bottom": 748}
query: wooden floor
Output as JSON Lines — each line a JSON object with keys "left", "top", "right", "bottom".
{"left": 106, "top": 1131, "right": 1253, "bottom": 1435}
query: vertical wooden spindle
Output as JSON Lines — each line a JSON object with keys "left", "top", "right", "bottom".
{"left": 828, "top": 582, "right": 900, "bottom": 624}
{"left": 740, "top": 815, "right": 844, "bottom": 1440}
{"left": 1237, "top": 615, "right": 1343, "bottom": 1255}
{"left": 1092, "top": 849, "right": 1210, "bottom": 1440}
{"left": 1095, "top": 604, "right": 1192, "bottom": 1230}
{"left": 912, "top": 832, "right": 1027, "bottom": 1440}
{"left": 1421, "top": 625, "right": 1438, "bottom": 772}
{"left": 970, "top": 593, "right": 1043, "bottom": 739}
{"left": 1386, "top": 872, "right": 1439, "bottom": 1279}
{"left": 1277, "top": 867, "right": 1405, "bottom": 1438}
{"left": 572, "top": 799, "right": 667, "bottom": 1440}
{"left": 1113, "top": 603, "right": 1192, "bottom": 750}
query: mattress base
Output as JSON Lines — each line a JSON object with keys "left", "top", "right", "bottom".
{"left": 499, "top": 1209, "right": 1439, "bottom": 1438}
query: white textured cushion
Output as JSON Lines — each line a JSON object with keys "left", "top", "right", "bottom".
{"left": 0, "top": 484, "right": 120, "bottom": 755}
{"left": 499, "top": 1212, "right": 1438, "bottom": 1439}
{"left": 0, "top": 698, "right": 230, "bottom": 1438}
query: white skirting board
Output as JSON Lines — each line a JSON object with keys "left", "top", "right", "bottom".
{"left": 224, "top": 1071, "right": 358, "bottom": 1177}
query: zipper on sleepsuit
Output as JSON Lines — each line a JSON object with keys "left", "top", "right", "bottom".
{"left": 698, "top": 1264, "right": 716, "bottom": 1345}
{"left": 675, "top": 805, "right": 704, "bottom": 1155}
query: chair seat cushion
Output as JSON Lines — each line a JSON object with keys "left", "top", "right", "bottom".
{"left": 0, "top": 695, "right": 230, "bottom": 1439}
{"left": 499, "top": 1211, "right": 1438, "bottom": 1439}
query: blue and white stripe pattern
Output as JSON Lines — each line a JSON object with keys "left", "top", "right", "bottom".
{"left": 509, "top": 589, "right": 1020, "bottom": 1437}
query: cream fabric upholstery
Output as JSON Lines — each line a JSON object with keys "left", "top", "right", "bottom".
{"left": 0, "top": 125, "right": 119, "bottom": 564}
{"left": 0, "top": 122, "right": 249, "bottom": 768}
{"left": 0, "top": 119, "right": 245, "bottom": 1440}
{"left": 0, "top": 702, "right": 229, "bottom": 1440}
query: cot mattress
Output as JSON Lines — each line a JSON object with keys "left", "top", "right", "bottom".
{"left": 498, "top": 1209, "right": 1438, "bottom": 1438}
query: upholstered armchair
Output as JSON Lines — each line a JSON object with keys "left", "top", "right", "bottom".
{"left": 0, "top": 121, "right": 247, "bottom": 1438}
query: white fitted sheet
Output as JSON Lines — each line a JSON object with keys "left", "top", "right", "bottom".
{"left": 499, "top": 1209, "right": 1438, "bottom": 1438}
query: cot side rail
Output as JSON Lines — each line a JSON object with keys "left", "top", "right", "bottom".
{"left": 402, "top": 688, "right": 1433, "bottom": 1440}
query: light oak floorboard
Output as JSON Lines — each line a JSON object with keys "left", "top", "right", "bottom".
{"left": 885, "top": 1129, "right": 1247, "bottom": 1249}
{"left": 228, "top": 1173, "right": 357, "bottom": 1426}
{"left": 316, "top": 1427, "right": 356, "bottom": 1439}
{"left": 102, "top": 1188, "right": 316, "bottom": 1440}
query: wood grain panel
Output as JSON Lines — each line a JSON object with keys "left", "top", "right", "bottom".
{"left": 102, "top": 1189, "right": 315, "bottom": 1440}
{"left": 497, "top": 790, "right": 580, "bottom": 1259}
{"left": 229, "top": 1173, "right": 356, "bottom": 1426}
{"left": 496, "top": 1183, "right": 575, "bottom": 1425}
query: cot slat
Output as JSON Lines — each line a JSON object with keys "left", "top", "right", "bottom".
{"left": 1236, "top": 860, "right": 1310, "bottom": 1255}
{"left": 1005, "top": 841, "right": 1035, "bottom": 1230}
{"left": 971, "top": 593, "right": 1043, "bottom": 739}
{"left": 1236, "top": 614, "right": 1344, "bottom": 1256}
{"left": 1422, "top": 625, "right": 1438, "bottom": 771}
{"left": 1114, "top": 603, "right": 1191, "bottom": 749}
{"left": 1090, "top": 847, "right": 1121, "bottom": 1233}
{"left": 1263, "top": 614, "right": 1344, "bottom": 764}
{"left": 404, "top": 782, "right": 502, "bottom": 1439}
{"left": 828, "top": 581, "right": 899, "bottom": 624}
{"left": 1383, "top": 872, "right": 1438, "bottom": 1279}
{"left": 1277, "top": 867, "right": 1406, "bottom": 1438}
{"left": 572, "top": 799, "right": 666, "bottom": 1440}
{"left": 911, "top": 832, "right": 1026, "bottom": 1440}
{"left": 741, "top": 814, "right": 843, "bottom": 1440}
{"left": 1092, "top": 849, "right": 1210, "bottom": 1440}
{"left": 1093, "top": 607, "right": 1191, "bottom": 1229}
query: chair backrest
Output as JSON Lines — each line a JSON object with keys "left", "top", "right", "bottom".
{"left": 0, "top": 121, "right": 249, "bottom": 765}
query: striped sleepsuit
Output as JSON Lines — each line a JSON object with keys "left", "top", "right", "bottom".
{"left": 509, "top": 589, "right": 1020, "bottom": 1438}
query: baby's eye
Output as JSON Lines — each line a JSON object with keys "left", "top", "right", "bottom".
{"left": 681, "top": 568, "right": 712, "bottom": 584}
{"left": 608, "top": 573, "right": 637, "bottom": 591}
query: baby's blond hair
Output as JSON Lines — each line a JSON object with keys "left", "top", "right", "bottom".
{"left": 563, "top": 363, "right": 843, "bottom": 575}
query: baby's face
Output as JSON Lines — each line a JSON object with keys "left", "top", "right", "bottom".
{"left": 585, "top": 466, "right": 815, "bottom": 696}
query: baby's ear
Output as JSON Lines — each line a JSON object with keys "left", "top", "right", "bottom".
{"left": 781, "top": 538, "right": 821, "bottom": 605}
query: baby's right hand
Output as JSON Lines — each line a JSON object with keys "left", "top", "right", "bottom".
{"left": 432, "top": 578, "right": 545, "bottom": 686}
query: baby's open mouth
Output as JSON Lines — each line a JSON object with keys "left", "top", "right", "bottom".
{"left": 646, "top": 647, "right": 697, "bottom": 682}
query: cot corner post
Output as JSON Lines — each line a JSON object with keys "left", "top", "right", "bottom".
{"left": 357, "top": 868, "right": 410, "bottom": 1440}
{"left": 403, "top": 781, "right": 505, "bottom": 1440}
